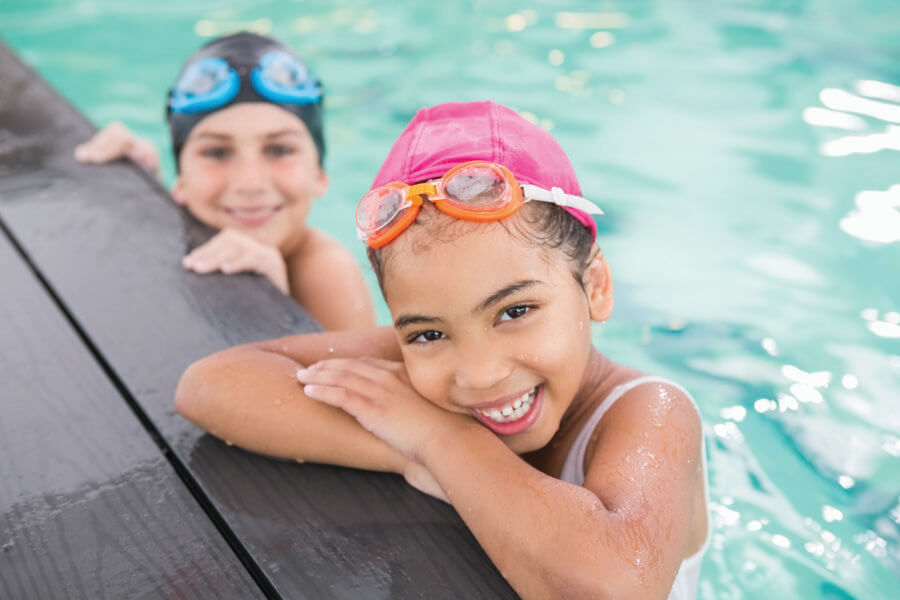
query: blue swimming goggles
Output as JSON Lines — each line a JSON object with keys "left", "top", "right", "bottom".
{"left": 168, "top": 51, "right": 322, "bottom": 115}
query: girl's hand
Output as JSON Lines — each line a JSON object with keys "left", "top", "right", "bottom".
{"left": 74, "top": 121, "right": 160, "bottom": 175}
{"left": 296, "top": 357, "right": 469, "bottom": 463}
{"left": 182, "top": 228, "right": 289, "bottom": 294}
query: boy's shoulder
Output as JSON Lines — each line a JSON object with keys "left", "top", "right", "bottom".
{"left": 284, "top": 227, "right": 375, "bottom": 329}
{"left": 285, "top": 228, "right": 360, "bottom": 274}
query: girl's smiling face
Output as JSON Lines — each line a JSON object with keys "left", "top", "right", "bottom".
{"left": 382, "top": 216, "right": 612, "bottom": 454}
{"left": 172, "top": 103, "right": 328, "bottom": 253}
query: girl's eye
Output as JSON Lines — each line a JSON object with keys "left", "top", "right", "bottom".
{"left": 409, "top": 330, "right": 446, "bottom": 344}
{"left": 201, "top": 147, "right": 231, "bottom": 160}
{"left": 265, "top": 144, "right": 296, "bottom": 157}
{"left": 499, "top": 305, "right": 531, "bottom": 322}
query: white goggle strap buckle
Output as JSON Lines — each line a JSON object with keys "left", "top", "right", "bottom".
{"left": 521, "top": 184, "right": 604, "bottom": 215}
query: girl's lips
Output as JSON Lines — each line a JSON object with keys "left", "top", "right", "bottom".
{"left": 470, "top": 385, "right": 543, "bottom": 436}
{"left": 224, "top": 205, "right": 282, "bottom": 227}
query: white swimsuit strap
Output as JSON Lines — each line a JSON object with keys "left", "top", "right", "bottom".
{"left": 561, "top": 376, "right": 691, "bottom": 485}
{"left": 558, "top": 374, "right": 712, "bottom": 598}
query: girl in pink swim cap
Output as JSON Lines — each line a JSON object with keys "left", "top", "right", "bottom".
{"left": 176, "top": 101, "right": 709, "bottom": 600}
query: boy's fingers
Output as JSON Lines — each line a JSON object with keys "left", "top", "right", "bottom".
{"left": 87, "top": 128, "right": 128, "bottom": 159}
{"left": 130, "top": 139, "right": 160, "bottom": 174}
{"left": 184, "top": 235, "right": 242, "bottom": 267}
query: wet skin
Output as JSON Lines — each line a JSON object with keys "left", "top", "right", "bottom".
{"left": 172, "top": 102, "right": 327, "bottom": 256}
{"left": 382, "top": 219, "right": 610, "bottom": 455}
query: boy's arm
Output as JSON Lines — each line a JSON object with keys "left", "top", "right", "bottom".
{"left": 174, "top": 326, "right": 408, "bottom": 473}
{"left": 74, "top": 121, "right": 160, "bottom": 175}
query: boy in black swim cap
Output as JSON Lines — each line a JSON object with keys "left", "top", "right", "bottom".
{"left": 75, "top": 32, "right": 375, "bottom": 331}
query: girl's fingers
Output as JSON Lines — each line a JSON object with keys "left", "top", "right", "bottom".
{"left": 302, "top": 383, "right": 368, "bottom": 412}
{"left": 355, "top": 356, "right": 405, "bottom": 372}
{"left": 298, "top": 358, "right": 403, "bottom": 388}
{"left": 297, "top": 364, "right": 383, "bottom": 398}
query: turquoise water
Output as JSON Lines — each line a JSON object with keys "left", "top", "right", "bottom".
{"left": 3, "top": 1, "right": 898, "bottom": 597}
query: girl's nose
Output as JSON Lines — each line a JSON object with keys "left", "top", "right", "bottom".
{"left": 452, "top": 342, "right": 512, "bottom": 391}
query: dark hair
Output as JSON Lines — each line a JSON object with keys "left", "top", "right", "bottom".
{"left": 367, "top": 201, "right": 597, "bottom": 294}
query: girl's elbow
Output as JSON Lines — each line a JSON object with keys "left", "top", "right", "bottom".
{"left": 545, "top": 556, "right": 667, "bottom": 600}
{"left": 174, "top": 357, "right": 216, "bottom": 421}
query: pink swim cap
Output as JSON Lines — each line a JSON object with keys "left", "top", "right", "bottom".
{"left": 371, "top": 100, "right": 597, "bottom": 240}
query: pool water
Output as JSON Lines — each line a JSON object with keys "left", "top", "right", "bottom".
{"left": 3, "top": 1, "right": 898, "bottom": 597}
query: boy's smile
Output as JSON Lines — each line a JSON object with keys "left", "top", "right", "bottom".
{"left": 173, "top": 102, "right": 328, "bottom": 253}
{"left": 383, "top": 218, "right": 610, "bottom": 453}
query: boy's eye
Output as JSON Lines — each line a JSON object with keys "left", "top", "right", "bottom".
{"left": 408, "top": 330, "right": 446, "bottom": 344}
{"left": 499, "top": 305, "right": 531, "bottom": 322}
{"left": 201, "top": 147, "right": 231, "bottom": 160}
{"left": 265, "top": 144, "right": 296, "bottom": 157}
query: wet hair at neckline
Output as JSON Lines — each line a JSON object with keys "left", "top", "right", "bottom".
{"left": 366, "top": 200, "right": 598, "bottom": 296}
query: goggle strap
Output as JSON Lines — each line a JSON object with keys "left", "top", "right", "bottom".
{"left": 521, "top": 184, "right": 604, "bottom": 215}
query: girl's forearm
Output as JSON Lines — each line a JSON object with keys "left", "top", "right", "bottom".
{"left": 418, "top": 424, "right": 672, "bottom": 600}
{"left": 174, "top": 344, "right": 408, "bottom": 473}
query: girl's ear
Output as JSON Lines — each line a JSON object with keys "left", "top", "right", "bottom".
{"left": 582, "top": 247, "right": 614, "bottom": 322}
{"left": 171, "top": 176, "right": 187, "bottom": 205}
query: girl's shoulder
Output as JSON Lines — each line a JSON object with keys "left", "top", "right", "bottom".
{"left": 552, "top": 354, "right": 702, "bottom": 485}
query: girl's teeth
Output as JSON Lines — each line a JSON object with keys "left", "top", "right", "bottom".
{"left": 477, "top": 388, "right": 537, "bottom": 424}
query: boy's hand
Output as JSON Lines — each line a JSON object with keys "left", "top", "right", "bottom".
{"left": 182, "top": 228, "right": 290, "bottom": 294}
{"left": 74, "top": 122, "right": 160, "bottom": 175}
{"left": 297, "top": 357, "right": 470, "bottom": 464}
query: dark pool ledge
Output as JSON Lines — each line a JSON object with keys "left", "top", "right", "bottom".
{"left": 0, "top": 40, "right": 517, "bottom": 600}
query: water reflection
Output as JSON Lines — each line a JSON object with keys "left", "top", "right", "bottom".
{"left": 839, "top": 185, "right": 900, "bottom": 244}
{"left": 805, "top": 79, "right": 900, "bottom": 157}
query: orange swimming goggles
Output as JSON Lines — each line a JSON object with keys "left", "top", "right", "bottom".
{"left": 356, "top": 161, "right": 603, "bottom": 248}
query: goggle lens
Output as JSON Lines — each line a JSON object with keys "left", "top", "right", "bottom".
{"left": 179, "top": 58, "right": 227, "bottom": 94}
{"left": 260, "top": 51, "right": 310, "bottom": 88}
{"left": 443, "top": 163, "right": 511, "bottom": 210}
{"left": 357, "top": 186, "right": 408, "bottom": 234}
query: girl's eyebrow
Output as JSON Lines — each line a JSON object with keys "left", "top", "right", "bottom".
{"left": 393, "top": 279, "right": 542, "bottom": 329}
{"left": 393, "top": 314, "right": 441, "bottom": 329}
{"left": 474, "top": 279, "right": 542, "bottom": 313}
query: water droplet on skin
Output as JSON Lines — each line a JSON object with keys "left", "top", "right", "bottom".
{"left": 295, "top": 458, "right": 305, "bottom": 464}
{"left": 225, "top": 440, "right": 234, "bottom": 446}
{"left": 328, "top": 347, "right": 335, "bottom": 353}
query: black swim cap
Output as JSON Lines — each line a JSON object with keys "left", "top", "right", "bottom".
{"left": 166, "top": 32, "right": 325, "bottom": 168}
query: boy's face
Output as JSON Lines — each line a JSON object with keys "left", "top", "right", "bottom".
{"left": 382, "top": 221, "right": 611, "bottom": 454}
{"left": 173, "top": 103, "right": 328, "bottom": 252}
